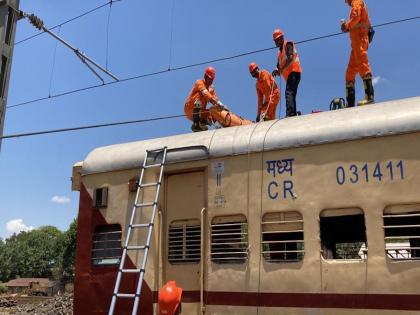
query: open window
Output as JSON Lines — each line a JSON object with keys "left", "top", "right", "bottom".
{"left": 91, "top": 224, "right": 122, "bottom": 266}
{"left": 383, "top": 205, "right": 420, "bottom": 261}
{"left": 211, "top": 215, "right": 248, "bottom": 264}
{"left": 320, "top": 209, "right": 367, "bottom": 260}
{"left": 262, "top": 211, "right": 304, "bottom": 263}
{"left": 168, "top": 219, "right": 201, "bottom": 264}
{"left": 93, "top": 187, "right": 108, "bottom": 208}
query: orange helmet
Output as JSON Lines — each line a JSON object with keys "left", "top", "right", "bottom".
{"left": 249, "top": 62, "right": 258, "bottom": 74}
{"left": 159, "top": 281, "right": 182, "bottom": 315}
{"left": 204, "top": 66, "right": 216, "bottom": 80}
{"left": 273, "top": 28, "right": 284, "bottom": 41}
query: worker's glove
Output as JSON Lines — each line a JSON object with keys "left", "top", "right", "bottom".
{"left": 271, "top": 69, "right": 280, "bottom": 77}
{"left": 341, "top": 21, "right": 348, "bottom": 33}
{"left": 256, "top": 114, "right": 260, "bottom": 122}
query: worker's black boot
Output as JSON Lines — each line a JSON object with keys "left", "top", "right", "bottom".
{"left": 346, "top": 83, "right": 355, "bottom": 108}
{"left": 191, "top": 106, "right": 201, "bottom": 132}
{"left": 358, "top": 76, "right": 375, "bottom": 106}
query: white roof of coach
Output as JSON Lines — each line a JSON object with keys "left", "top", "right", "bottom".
{"left": 81, "top": 96, "right": 420, "bottom": 175}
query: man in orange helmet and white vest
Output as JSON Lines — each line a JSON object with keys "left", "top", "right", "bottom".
{"left": 158, "top": 281, "right": 183, "bottom": 315}
{"left": 272, "top": 28, "right": 302, "bottom": 117}
{"left": 184, "top": 66, "right": 224, "bottom": 132}
{"left": 341, "top": 0, "right": 374, "bottom": 106}
{"left": 249, "top": 62, "right": 280, "bottom": 122}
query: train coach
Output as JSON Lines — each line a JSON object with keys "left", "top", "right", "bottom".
{"left": 72, "top": 97, "right": 420, "bottom": 315}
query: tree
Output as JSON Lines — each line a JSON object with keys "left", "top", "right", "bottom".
{"left": 0, "top": 226, "right": 63, "bottom": 282}
{"left": 54, "top": 219, "right": 77, "bottom": 283}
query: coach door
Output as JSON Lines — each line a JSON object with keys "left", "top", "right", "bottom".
{"left": 164, "top": 171, "right": 206, "bottom": 314}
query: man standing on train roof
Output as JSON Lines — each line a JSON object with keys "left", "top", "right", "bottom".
{"left": 271, "top": 28, "right": 302, "bottom": 117}
{"left": 341, "top": 0, "right": 375, "bottom": 107}
{"left": 159, "top": 281, "right": 183, "bottom": 315}
{"left": 184, "top": 66, "right": 225, "bottom": 132}
{"left": 249, "top": 62, "right": 280, "bottom": 122}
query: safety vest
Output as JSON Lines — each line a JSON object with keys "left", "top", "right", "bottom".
{"left": 278, "top": 40, "right": 302, "bottom": 81}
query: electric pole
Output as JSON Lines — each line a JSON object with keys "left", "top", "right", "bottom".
{"left": 0, "top": 0, "right": 19, "bottom": 150}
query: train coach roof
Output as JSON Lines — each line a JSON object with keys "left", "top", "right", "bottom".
{"left": 81, "top": 96, "right": 420, "bottom": 175}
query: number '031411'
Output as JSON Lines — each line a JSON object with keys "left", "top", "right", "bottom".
{"left": 336, "top": 160, "right": 404, "bottom": 185}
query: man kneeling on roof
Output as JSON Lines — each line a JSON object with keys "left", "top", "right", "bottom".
{"left": 184, "top": 66, "right": 225, "bottom": 132}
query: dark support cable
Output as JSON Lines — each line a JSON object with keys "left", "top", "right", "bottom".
{"left": 7, "top": 15, "right": 420, "bottom": 110}
{"left": 48, "top": 25, "right": 61, "bottom": 97}
{"left": 106, "top": 1, "right": 113, "bottom": 70}
{"left": 167, "top": 0, "right": 175, "bottom": 70}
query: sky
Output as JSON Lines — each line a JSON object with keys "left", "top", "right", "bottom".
{"left": 0, "top": 0, "right": 419, "bottom": 238}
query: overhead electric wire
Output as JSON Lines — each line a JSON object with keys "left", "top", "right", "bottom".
{"left": 0, "top": 114, "right": 185, "bottom": 139}
{"left": 7, "top": 14, "right": 420, "bottom": 110}
{"left": 14, "top": 1, "right": 120, "bottom": 46}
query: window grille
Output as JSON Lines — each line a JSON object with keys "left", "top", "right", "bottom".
{"left": 211, "top": 215, "right": 248, "bottom": 264}
{"left": 91, "top": 224, "right": 122, "bottom": 266}
{"left": 93, "top": 187, "right": 108, "bottom": 208}
{"left": 168, "top": 220, "right": 201, "bottom": 264}
{"left": 383, "top": 210, "right": 420, "bottom": 261}
{"left": 262, "top": 211, "right": 304, "bottom": 263}
{"left": 320, "top": 209, "right": 368, "bottom": 260}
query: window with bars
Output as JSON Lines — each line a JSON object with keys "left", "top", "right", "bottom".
{"left": 383, "top": 207, "right": 420, "bottom": 261}
{"left": 320, "top": 209, "right": 367, "bottom": 260}
{"left": 211, "top": 215, "right": 248, "bottom": 264}
{"left": 262, "top": 211, "right": 304, "bottom": 263}
{"left": 168, "top": 220, "right": 201, "bottom": 264}
{"left": 91, "top": 224, "right": 122, "bottom": 266}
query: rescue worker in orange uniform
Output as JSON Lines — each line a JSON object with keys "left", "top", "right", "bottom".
{"left": 272, "top": 28, "right": 302, "bottom": 117}
{"left": 184, "top": 66, "right": 223, "bottom": 132}
{"left": 249, "top": 62, "right": 280, "bottom": 121}
{"left": 341, "top": 0, "right": 374, "bottom": 106}
{"left": 158, "top": 281, "right": 182, "bottom": 315}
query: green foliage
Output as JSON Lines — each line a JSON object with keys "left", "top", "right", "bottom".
{"left": 0, "top": 282, "right": 7, "bottom": 294}
{"left": 0, "top": 220, "right": 78, "bottom": 285}
{"left": 55, "top": 219, "right": 77, "bottom": 283}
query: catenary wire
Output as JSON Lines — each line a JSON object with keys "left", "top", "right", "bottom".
{"left": 7, "top": 14, "right": 420, "bottom": 110}
{"left": 14, "top": 1, "right": 121, "bottom": 46}
{"left": 0, "top": 114, "right": 186, "bottom": 139}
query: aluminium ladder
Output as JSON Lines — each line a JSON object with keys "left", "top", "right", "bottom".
{"left": 108, "top": 147, "right": 168, "bottom": 315}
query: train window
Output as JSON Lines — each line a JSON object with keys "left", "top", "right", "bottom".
{"left": 91, "top": 224, "right": 122, "bottom": 266}
{"left": 383, "top": 205, "right": 420, "bottom": 261}
{"left": 262, "top": 211, "right": 304, "bottom": 263}
{"left": 211, "top": 215, "right": 248, "bottom": 264}
{"left": 93, "top": 187, "right": 108, "bottom": 208}
{"left": 168, "top": 220, "right": 201, "bottom": 264}
{"left": 320, "top": 209, "right": 367, "bottom": 260}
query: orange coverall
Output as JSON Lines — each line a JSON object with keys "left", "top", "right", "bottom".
{"left": 256, "top": 69, "right": 280, "bottom": 120}
{"left": 345, "top": 0, "right": 372, "bottom": 84}
{"left": 184, "top": 79, "right": 219, "bottom": 122}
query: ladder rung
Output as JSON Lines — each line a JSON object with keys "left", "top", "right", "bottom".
{"left": 147, "top": 148, "right": 166, "bottom": 153}
{"left": 143, "top": 163, "right": 163, "bottom": 169}
{"left": 131, "top": 223, "right": 153, "bottom": 229}
{"left": 116, "top": 293, "right": 138, "bottom": 299}
{"left": 126, "top": 245, "right": 149, "bottom": 250}
{"left": 135, "top": 202, "right": 156, "bottom": 208}
{"left": 121, "top": 269, "right": 142, "bottom": 273}
{"left": 139, "top": 182, "right": 159, "bottom": 188}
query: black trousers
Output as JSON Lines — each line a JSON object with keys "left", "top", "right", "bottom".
{"left": 285, "top": 72, "right": 301, "bottom": 117}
